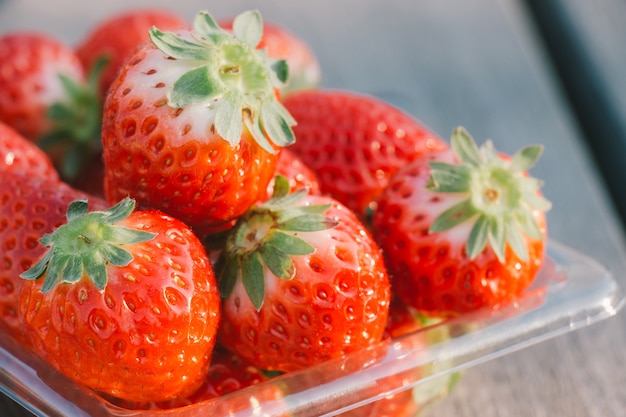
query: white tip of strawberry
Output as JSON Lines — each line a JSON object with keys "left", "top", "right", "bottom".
{"left": 148, "top": 9, "right": 296, "bottom": 153}
{"left": 427, "top": 126, "right": 551, "bottom": 263}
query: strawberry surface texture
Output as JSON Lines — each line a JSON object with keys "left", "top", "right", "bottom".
{"left": 283, "top": 89, "right": 449, "bottom": 219}
{"left": 372, "top": 127, "right": 550, "bottom": 316}
{"left": 102, "top": 10, "right": 296, "bottom": 237}
{"left": 19, "top": 198, "right": 221, "bottom": 402}
{"left": 217, "top": 180, "right": 391, "bottom": 371}
{"left": 0, "top": 171, "right": 107, "bottom": 344}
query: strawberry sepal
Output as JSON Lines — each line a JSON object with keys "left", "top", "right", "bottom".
{"left": 426, "top": 127, "right": 551, "bottom": 262}
{"left": 217, "top": 175, "right": 337, "bottom": 310}
{"left": 148, "top": 10, "right": 296, "bottom": 152}
{"left": 38, "top": 56, "right": 109, "bottom": 179}
{"left": 20, "top": 197, "right": 156, "bottom": 292}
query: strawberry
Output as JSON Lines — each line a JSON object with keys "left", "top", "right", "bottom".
{"left": 0, "top": 32, "right": 84, "bottom": 140}
{"left": 383, "top": 295, "right": 429, "bottom": 340}
{"left": 372, "top": 127, "right": 551, "bottom": 316}
{"left": 102, "top": 10, "right": 296, "bottom": 237}
{"left": 220, "top": 18, "right": 321, "bottom": 96}
{"left": 216, "top": 176, "right": 390, "bottom": 372}
{"left": 0, "top": 121, "right": 58, "bottom": 179}
{"left": 0, "top": 170, "right": 107, "bottom": 344}
{"left": 18, "top": 197, "right": 221, "bottom": 402}
{"left": 75, "top": 9, "right": 188, "bottom": 96}
{"left": 115, "top": 344, "right": 282, "bottom": 410}
{"left": 0, "top": 32, "right": 105, "bottom": 181}
{"left": 282, "top": 89, "right": 448, "bottom": 220}
{"left": 268, "top": 147, "right": 321, "bottom": 197}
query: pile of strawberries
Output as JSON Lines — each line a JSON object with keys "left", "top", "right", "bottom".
{"left": 0, "top": 7, "right": 551, "bottom": 416}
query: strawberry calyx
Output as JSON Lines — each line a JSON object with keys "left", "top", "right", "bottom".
{"left": 149, "top": 10, "right": 296, "bottom": 153}
{"left": 217, "top": 176, "right": 338, "bottom": 310}
{"left": 37, "top": 56, "right": 108, "bottom": 179}
{"left": 426, "top": 127, "right": 551, "bottom": 262}
{"left": 20, "top": 197, "right": 155, "bottom": 293}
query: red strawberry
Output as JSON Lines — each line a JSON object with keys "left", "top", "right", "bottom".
{"left": 0, "top": 121, "right": 58, "bottom": 179}
{"left": 18, "top": 197, "right": 221, "bottom": 402}
{"left": 372, "top": 127, "right": 551, "bottom": 316}
{"left": 102, "top": 10, "right": 296, "bottom": 237}
{"left": 216, "top": 177, "right": 390, "bottom": 372}
{"left": 268, "top": 147, "right": 321, "bottom": 197}
{"left": 220, "top": 18, "right": 321, "bottom": 96}
{"left": 76, "top": 9, "right": 188, "bottom": 96}
{"left": 116, "top": 344, "right": 282, "bottom": 410}
{"left": 203, "top": 152, "right": 321, "bottom": 267}
{"left": 0, "top": 170, "right": 107, "bottom": 344}
{"left": 0, "top": 32, "right": 104, "bottom": 180}
{"left": 283, "top": 90, "right": 448, "bottom": 220}
{"left": 383, "top": 295, "right": 428, "bottom": 340}
{"left": 0, "top": 32, "right": 84, "bottom": 140}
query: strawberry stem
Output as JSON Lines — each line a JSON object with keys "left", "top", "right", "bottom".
{"left": 427, "top": 127, "right": 551, "bottom": 262}
{"left": 20, "top": 198, "right": 156, "bottom": 293}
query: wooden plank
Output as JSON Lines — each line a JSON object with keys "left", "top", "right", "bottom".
{"left": 0, "top": 1, "right": 624, "bottom": 416}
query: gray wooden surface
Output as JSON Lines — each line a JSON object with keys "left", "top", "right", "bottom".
{"left": 1, "top": 0, "right": 625, "bottom": 416}
{"left": 524, "top": 0, "right": 626, "bottom": 236}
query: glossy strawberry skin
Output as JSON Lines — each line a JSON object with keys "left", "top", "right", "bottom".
{"left": 102, "top": 41, "right": 279, "bottom": 237}
{"left": 0, "top": 121, "right": 58, "bottom": 179}
{"left": 219, "top": 195, "right": 391, "bottom": 372}
{"left": 372, "top": 149, "right": 547, "bottom": 317}
{"left": 117, "top": 345, "right": 280, "bottom": 411}
{"left": 76, "top": 9, "right": 188, "bottom": 96}
{"left": 0, "top": 32, "right": 85, "bottom": 140}
{"left": 283, "top": 90, "right": 448, "bottom": 219}
{"left": 267, "top": 148, "right": 321, "bottom": 197}
{"left": 18, "top": 209, "right": 221, "bottom": 403}
{"left": 0, "top": 171, "right": 106, "bottom": 344}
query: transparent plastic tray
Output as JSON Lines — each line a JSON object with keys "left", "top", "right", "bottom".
{"left": 1, "top": 239, "right": 624, "bottom": 417}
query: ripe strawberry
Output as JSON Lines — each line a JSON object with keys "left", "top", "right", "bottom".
{"left": 0, "top": 32, "right": 104, "bottom": 180}
{"left": 383, "top": 295, "right": 428, "bottom": 340}
{"left": 220, "top": 18, "right": 321, "bottom": 96}
{"left": 0, "top": 32, "right": 83, "bottom": 140}
{"left": 102, "top": 10, "right": 296, "bottom": 237}
{"left": 216, "top": 177, "right": 390, "bottom": 372}
{"left": 18, "top": 197, "right": 221, "bottom": 402}
{"left": 372, "top": 127, "right": 551, "bottom": 316}
{"left": 75, "top": 9, "right": 188, "bottom": 96}
{"left": 0, "top": 121, "right": 58, "bottom": 179}
{"left": 268, "top": 147, "right": 321, "bottom": 197}
{"left": 116, "top": 344, "right": 282, "bottom": 410}
{"left": 0, "top": 170, "right": 107, "bottom": 344}
{"left": 283, "top": 89, "right": 448, "bottom": 220}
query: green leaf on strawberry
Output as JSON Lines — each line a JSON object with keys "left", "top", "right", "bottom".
{"left": 426, "top": 127, "right": 552, "bottom": 262}
{"left": 217, "top": 176, "right": 338, "bottom": 310}
{"left": 20, "top": 197, "right": 156, "bottom": 293}
{"left": 37, "top": 56, "right": 109, "bottom": 179}
{"left": 148, "top": 10, "right": 296, "bottom": 153}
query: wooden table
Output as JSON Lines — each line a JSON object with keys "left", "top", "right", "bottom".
{"left": 1, "top": 0, "right": 624, "bottom": 416}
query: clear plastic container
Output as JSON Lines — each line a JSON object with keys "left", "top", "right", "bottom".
{"left": 1, "top": 239, "right": 624, "bottom": 417}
